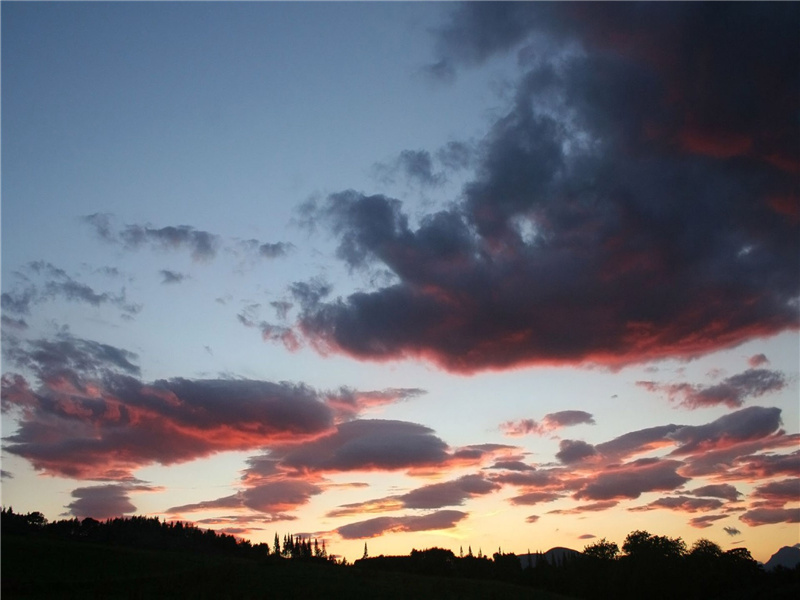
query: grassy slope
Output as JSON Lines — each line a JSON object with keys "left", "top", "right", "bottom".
{"left": 1, "top": 534, "right": 575, "bottom": 599}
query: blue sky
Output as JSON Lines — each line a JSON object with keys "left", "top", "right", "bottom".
{"left": 2, "top": 2, "right": 798, "bottom": 563}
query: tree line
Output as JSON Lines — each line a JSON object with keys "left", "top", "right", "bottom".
{"left": 1, "top": 507, "right": 333, "bottom": 564}
{"left": 3, "top": 507, "right": 798, "bottom": 598}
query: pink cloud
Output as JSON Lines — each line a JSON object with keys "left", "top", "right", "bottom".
{"left": 574, "top": 458, "right": 688, "bottom": 501}
{"left": 740, "top": 507, "right": 800, "bottom": 526}
{"left": 335, "top": 510, "right": 467, "bottom": 539}
{"left": 689, "top": 514, "right": 728, "bottom": 529}
{"left": 500, "top": 410, "right": 595, "bottom": 437}
{"left": 629, "top": 496, "right": 724, "bottom": 513}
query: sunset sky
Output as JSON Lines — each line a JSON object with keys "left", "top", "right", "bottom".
{"left": 2, "top": 2, "right": 798, "bottom": 563}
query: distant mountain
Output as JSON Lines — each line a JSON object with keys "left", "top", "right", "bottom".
{"left": 764, "top": 545, "right": 800, "bottom": 571}
{"left": 519, "top": 546, "right": 580, "bottom": 569}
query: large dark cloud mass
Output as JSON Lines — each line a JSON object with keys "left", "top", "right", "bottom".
{"left": 292, "top": 2, "right": 798, "bottom": 373}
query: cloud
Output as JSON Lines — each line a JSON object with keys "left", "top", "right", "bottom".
{"left": 575, "top": 458, "right": 689, "bottom": 501}
{"left": 548, "top": 500, "right": 619, "bottom": 515}
{"left": 160, "top": 270, "right": 188, "bottom": 284}
{"left": 169, "top": 479, "right": 323, "bottom": 516}
{"left": 374, "top": 150, "right": 446, "bottom": 188}
{"left": 509, "top": 491, "right": 563, "bottom": 506}
{"left": 629, "top": 496, "right": 725, "bottom": 514}
{"left": 325, "top": 387, "right": 426, "bottom": 421}
{"left": 689, "top": 515, "right": 728, "bottom": 529}
{"left": 1, "top": 335, "right": 376, "bottom": 479}
{"left": 750, "top": 478, "right": 800, "bottom": 506}
{"left": 556, "top": 439, "right": 598, "bottom": 464}
{"left": 638, "top": 368, "right": 787, "bottom": 409}
{"left": 328, "top": 474, "right": 500, "bottom": 517}
{"left": 748, "top": 354, "right": 769, "bottom": 367}
{"left": 335, "top": 510, "right": 467, "bottom": 540}
{"left": 65, "top": 483, "right": 158, "bottom": 519}
{"left": 668, "top": 407, "right": 785, "bottom": 456}
{"left": 83, "top": 215, "right": 293, "bottom": 264}
{"left": 501, "top": 410, "right": 595, "bottom": 437}
{"left": 740, "top": 507, "right": 800, "bottom": 527}
{"left": 289, "top": 3, "right": 799, "bottom": 373}
{"left": 723, "top": 526, "right": 742, "bottom": 537}
{"left": 689, "top": 484, "right": 742, "bottom": 502}
{"left": 119, "top": 224, "right": 219, "bottom": 261}
{"left": 1, "top": 261, "right": 141, "bottom": 318}
{"left": 258, "top": 242, "right": 294, "bottom": 259}
{"left": 264, "top": 420, "right": 450, "bottom": 474}
{"left": 526, "top": 515, "right": 540, "bottom": 524}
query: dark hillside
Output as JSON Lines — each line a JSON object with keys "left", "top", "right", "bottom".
{"left": 1, "top": 534, "right": 575, "bottom": 600}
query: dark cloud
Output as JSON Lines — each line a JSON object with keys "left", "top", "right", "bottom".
{"left": 374, "top": 150, "right": 446, "bottom": 188}
{"left": 690, "top": 484, "right": 742, "bottom": 502}
{"left": 548, "top": 500, "right": 619, "bottom": 515}
{"left": 160, "top": 270, "right": 187, "bottom": 285}
{"left": 436, "top": 141, "right": 475, "bottom": 171}
{"left": 593, "top": 425, "right": 681, "bottom": 461}
{"left": 716, "top": 451, "right": 800, "bottom": 481}
{"left": 65, "top": 484, "right": 156, "bottom": 519}
{"left": 751, "top": 478, "right": 800, "bottom": 506}
{"left": 82, "top": 213, "right": 116, "bottom": 242}
{"left": 267, "top": 420, "right": 450, "bottom": 474}
{"left": 121, "top": 224, "right": 218, "bottom": 261}
{"left": 689, "top": 515, "right": 728, "bottom": 529}
{"left": 328, "top": 474, "right": 499, "bottom": 517}
{"left": 501, "top": 410, "right": 595, "bottom": 437}
{"left": 509, "top": 491, "right": 562, "bottom": 506}
{"left": 169, "top": 480, "right": 322, "bottom": 515}
{"left": 83, "top": 215, "right": 220, "bottom": 261}
{"left": 740, "top": 507, "right": 800, "bottom": 527}
{"left": 270, "top": 301, "right": 294, "bottom": 321}
{"left": 0, "top": 334, "right": 347, "bottom": 479}
{"left": 1, "top": 262, "right": 140, "bottom": 318}
{"left": 335, "top": 510, "right": 467, "bottom": 540}
{"left": 489, "top": 460, "right": 535, "bottom": 472}
{"left": 575, "top": 458, "right": 688, "bottom": 501}
{"left": 629, "top": 496, "right": 724, "bottom": 514}
{"left": 259, "top": 242, "right": 294, "bottom": 259}
{"left": 84, "top": 215, "right": 295, "bottom": 266}
{"left": 639, "top": 368, "right": 787, "bottom": 409}
{"left": 556, "top": 439, "right": 597, "bottom": 464}
{"left": 325, "top": 387, "right": 426, "bottom": 421}
{"left": 289, "top": 3, "right": 799, "bottom": 373}
{"left": 3, "top": 331, "right": 141, "bottom": 382}
{"left": 669, "top": 407, "right": 784, "bottom": 456}
{"left": 723, "top": 526, "right": 742, "bottom": 537}
{"left": 1, "top": 315, "right": 28, "bottom": 331}
{"left": 1, "top": 470, "right": 14, "bottom": 479}
{"left": 525, "top": 515, "right": 540, "bottom": 524}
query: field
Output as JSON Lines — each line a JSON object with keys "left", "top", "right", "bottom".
{"left": 1, "top": 534, "right": 574, "bottom": 599}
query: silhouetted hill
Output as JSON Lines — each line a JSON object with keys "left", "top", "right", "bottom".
{"left": 2, "top": 534, "right": 575, "bottom": 600}
{"left": 519, "top": 547, "right": 581, "bottom": 569}
{"left": 765, "top": 545, "right": 800, "bottom": 571}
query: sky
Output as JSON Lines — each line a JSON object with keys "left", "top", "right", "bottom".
{"left": 1, "top": 1, "right": 798, "bottom": 564}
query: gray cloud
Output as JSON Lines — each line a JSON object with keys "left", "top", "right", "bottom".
{"left": 65, "top": 483, "right": 157, "bottom": 519}
{"left": 335, "top": 510, "right": 467, "bottom": 540}
{"left": 639, "top": 368, "right": 787, "bottom": 409}
{"left": 160, "top": 270, "right": 187, "bottom": 284}
{"left": 690, "top": 484, "right": 742, "bottom": 502}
